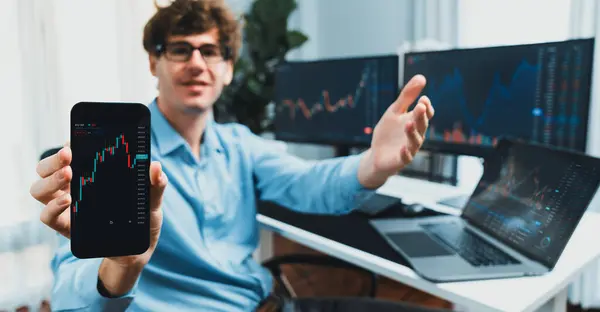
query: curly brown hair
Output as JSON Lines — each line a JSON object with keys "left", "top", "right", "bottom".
{"left": 143, "top": 0, "right": 242, "bottom": 61}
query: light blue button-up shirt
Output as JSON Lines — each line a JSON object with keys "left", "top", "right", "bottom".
{"left": 49, "top": 100, "right": 374, "bottom": 311}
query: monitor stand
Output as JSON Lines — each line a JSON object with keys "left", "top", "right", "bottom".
{"left": 437, "top": 194, "right": 470, "bottom": 209}
{"left": 334, "top": 144, "right": 405, "bottom": 215}
{"left": 435, "top": 156, "right": 489, "bottom": 210}
{"left": 334, "top": 145, "right": 351, "bottom": 157}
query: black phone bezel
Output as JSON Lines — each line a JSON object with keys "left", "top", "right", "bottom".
{"left": 69, "top": 102, "right": 151, "bottom": 259}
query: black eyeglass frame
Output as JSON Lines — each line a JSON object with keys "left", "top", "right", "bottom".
{"left": 154, "top": 41, "right": 233, "bottom": 63}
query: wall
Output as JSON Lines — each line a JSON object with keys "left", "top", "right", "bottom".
{"left": 580, "top": 1, "right": 600, "bottom": 218}
{"left": 19, "top": 0, "right": 157, "bottom": 156}
{"left": 0, "top": 0, "right": 28, "bottom": 226}
{"left": 458, "top": 0, "right": 571, "bottom": 48}
{"left": 315, "top": 0, "right": 407, "bottom": 59}
{"left": 585, "top": 2, "right": 600, "bottom": 159}
{"left": 115, "top": 1, "right": 160, "bottom": 104}
{"left": 53, "top": 0, "right": 119, "bottom": 139}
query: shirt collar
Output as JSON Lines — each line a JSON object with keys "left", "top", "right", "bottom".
{"left": 149, "top": 99, "right": 223, "bottom": 157}
{"left": 201, "top": 114, "right": 224, "bottom": 156}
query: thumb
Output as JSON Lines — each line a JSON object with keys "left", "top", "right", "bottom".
{"left": 149, "top": 161, "right": 167, "bottom": 212}
{"left": 388, "top": 74, "right": 426, "bottom": 115}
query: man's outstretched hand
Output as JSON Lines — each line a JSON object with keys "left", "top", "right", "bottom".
{"left": 358, "top": 74, "right": 434, "bottom": 189}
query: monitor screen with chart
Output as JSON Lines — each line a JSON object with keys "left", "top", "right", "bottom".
{"left": 402, "top": 38, "right": 595, "bottom": 157}
{"left": 273, "top": 55, "right": 399, "bottom": 146}
{"left": 462, "top": 139, "right": 600, "bottom": 267}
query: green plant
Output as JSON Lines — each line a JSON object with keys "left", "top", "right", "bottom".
{"left": 214, "top": 0, "right": 308, "bottom": 134}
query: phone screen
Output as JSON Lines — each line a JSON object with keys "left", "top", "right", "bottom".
{"left": 70, "top": 102, "right": 151, "bottom": 258}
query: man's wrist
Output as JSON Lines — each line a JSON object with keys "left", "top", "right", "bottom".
{"left": 97, "top": 258, "right": 145, "bottom": 298}
{"left": 357, "top": 149, "right": 393, "bottom": 189}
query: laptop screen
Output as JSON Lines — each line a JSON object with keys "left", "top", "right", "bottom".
{"left": 462, "top": 139, "right": 600, "bottom": 268}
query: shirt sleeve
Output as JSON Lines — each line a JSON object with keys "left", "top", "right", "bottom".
{"left": 49, "top": 236, "right": 137, "bottom": 311}
{"left": 239, "top": 126, "right": 377, "bottom": 214}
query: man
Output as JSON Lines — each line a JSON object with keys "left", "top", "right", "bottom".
{"left": 29, "top": 0, "right": 435, "bottom": 311}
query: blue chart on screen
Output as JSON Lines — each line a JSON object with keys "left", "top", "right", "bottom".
{"left": 462, "top": 142, "right": 600, "bottom": 264}
{"left": 274, "top": 55, "right": 399, "bottom": 145}
{"left": 402, "top": 38, "right": 594, "bottom": 152}
{"left": 426, "top": 59, "right": 538, "bottom": 144}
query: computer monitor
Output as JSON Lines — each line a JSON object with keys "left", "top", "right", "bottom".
{"left": 273, "top": 54, "right": 399, "bottom": 147}
{"left": 402, "top": 38, "right": 595, "bottom": 158}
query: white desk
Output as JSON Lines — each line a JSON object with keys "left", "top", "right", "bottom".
{"left": 257, "top": 175, "right": 600, "bottom": 312}
{"left": 375, "top": 175, "right": 471, "bottom": 216}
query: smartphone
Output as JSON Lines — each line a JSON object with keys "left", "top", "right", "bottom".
{"left": 70, "top": 102, "right": 151, "bottom": 258}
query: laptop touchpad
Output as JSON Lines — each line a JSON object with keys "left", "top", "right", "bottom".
{"left": 386, "top": 232, "right": 455, "bottom": 258}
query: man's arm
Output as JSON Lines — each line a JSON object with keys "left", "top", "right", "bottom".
{"left": 238, "top": 127, "right": 376, "bottom": 215}
{"left": 49, "top": 237, "right": 140, "bottom": 312}
{"left": 29, "top": 147, "right": 167, "bottom": 311}
{"left": 239, "top": 76, "right": 434, "bottom": 215}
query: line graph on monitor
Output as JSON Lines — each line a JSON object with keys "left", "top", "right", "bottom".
{"left": 274, "top": 55, "right": 399, "bottom": 145}
{"left": 281, "top": 62, "right": 370, "bottom": 120}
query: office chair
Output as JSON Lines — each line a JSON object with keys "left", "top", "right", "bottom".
{"left": 262, "top": 253, "right": 379, "bottom": 298}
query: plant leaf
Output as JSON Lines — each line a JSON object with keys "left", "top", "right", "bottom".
{"left": 246, "top": 76, "right": 262, "bottom": 95}
{"left": 286, "top": 30, "right": 308, "bottom": 50}
{"left": 252, "top": 0, "right": 296, "bottom": 24}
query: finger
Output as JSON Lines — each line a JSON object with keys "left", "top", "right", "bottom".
{"left": 418, "top": 95, "right": 434, "bottom": 119}
{"left": 37, "top": 147, "right": 71, "bottom": 178}
{"left": 412, "top": 102, "right": 429, "bottom": 135}
{"left": 400, "top": 146, "right": 414, "bottom": 168}
{"left": 30, "top": 166, "right": 72, "bottom": 205}
{"left": 406, "top": 121, "right": 424, "bottom": 154}
{"left": 40, "top": 193, "right": 72, "bottom": 238}
{"left": 389, "top": 74, "right": 426, "bottom": 115}
{"left": 149, "top": 161, "right": 168, "bottom": 212}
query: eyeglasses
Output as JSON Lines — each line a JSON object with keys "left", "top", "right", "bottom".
{"left": 155, "top": 41, "right": 231, "bottom": 64}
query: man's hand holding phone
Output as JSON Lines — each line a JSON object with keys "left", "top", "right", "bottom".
{"left": 29, "top": 145, "right": 168, "bottom": 297}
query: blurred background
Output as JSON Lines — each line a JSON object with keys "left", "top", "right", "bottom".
{"left": 0, "top": 0, "right": 599, "bottom": 311}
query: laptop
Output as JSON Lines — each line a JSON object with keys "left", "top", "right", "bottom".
{"left": 370, "top": 138, "right": 600, "bottom": 282}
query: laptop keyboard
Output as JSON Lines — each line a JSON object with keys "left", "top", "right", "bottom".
{"left": 421, "top": 222, "right": 520, "bottom": 267}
